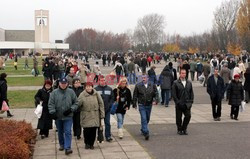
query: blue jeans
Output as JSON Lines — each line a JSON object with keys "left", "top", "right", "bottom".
{"left": 55, "top": 119, "right": 73, "bottom": 150}
{"left": 128, "top": 73, "right": 136, "bottom": 84}
{"left": 105, "top": 110, "right": 111, "bottom": 139}
{"left": 161, "top": 89, "right": 170, "bottom": 105}
{"left": 139, "top": 105, "right": 152, "bottom": 135}
{"left": 116, "top": 113, "right": 124, "bottom": 129}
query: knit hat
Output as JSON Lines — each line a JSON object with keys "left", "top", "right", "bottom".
{"left": 44, "top": 80, "right": 52, "bottom": 86}
{"left": 234, "top": 74, "right": 240, "bottom": 79}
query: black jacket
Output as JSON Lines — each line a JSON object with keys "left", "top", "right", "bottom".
{"left": 0, "top": 79, "right": 7, "bottom": 110}
{"left": 34, "top": 87, "right": 53, "bottom": 130}
{"left": 148, "top": 68, "right": 157, "bottom": 84}
{"left": 95, "top": 85, "right": 114, "bottom": 112}
{"left": 72, "top": 86, "right": 84, "bottom": 97}
{"left": 244, "top": 72, "right": 250, "bottom": 92}
{"left": 158, "top": 67, "right": 174, "bottom": 90}
{"left": 114, "top": 87, "right": 131, "bottom": 114}
{"left": 133, "top": 81, "right": 158, "bottom": 106}
{"left": 227, "top": 80, "right": 244, "bottom": 106}
{"left": 172, "top": 79, "right": 194, "bottom": 109}
{"left": 207, "top": 75, "right": 224, "bottom": 101}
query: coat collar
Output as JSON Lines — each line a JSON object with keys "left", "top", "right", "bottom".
{"left": 83, "top": 89, "right": 97, "bottom": 97}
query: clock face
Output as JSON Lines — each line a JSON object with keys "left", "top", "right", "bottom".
{"left": 36, "top": 17, "right": 47, "bottom": 26}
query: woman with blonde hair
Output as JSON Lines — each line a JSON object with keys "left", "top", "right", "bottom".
{"left": 113, "top": 77, "right": 132, "bottom": 139}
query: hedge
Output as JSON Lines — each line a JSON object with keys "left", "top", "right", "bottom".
{"left": 0, "top": 120, "right": 37, "bottom": 159}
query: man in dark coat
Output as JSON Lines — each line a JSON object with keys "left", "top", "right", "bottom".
{"left": 141, "top": 57, "right": 148, "bottom": 73}
{"left": 158, "top": 66, "right": 174, "bottom": 107}
{"left": 147, "top": 66, "right": 157, "bottom": 84}
{"left": 227, "top": 74, "right": 244, "bottom": 120}
{"left": 71, "top": 78, "right": 84, "bottom": 140}
{"left": 172, "top": 69, "right": 194, "bottom": 135}
{"left": 207, "top": 68, "right": 224, "bottom": 121}
{"left": 95, "top": 76, "right": 114, "bottom": 142}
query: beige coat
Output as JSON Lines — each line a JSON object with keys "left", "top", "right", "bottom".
{"left": 78, "top": 90, "right": 105, "bottom": 128}
{"left": 79, "top": 65, "right": 89, "bottom": 83}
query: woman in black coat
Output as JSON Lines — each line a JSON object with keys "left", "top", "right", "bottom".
{"left": 244, "top": 67, "right": 250, "bottom": 103}
{"left": 227, "top": 74, "right": 244, "bottom": 120}
{"left": 0, "top": 73, "right": 13, "bottom": 118}
{"left": 113, "top": 77, "right": 132, "bottom": 139}
{"left": 34, "top": 80, "right": 53, "bottom": 139}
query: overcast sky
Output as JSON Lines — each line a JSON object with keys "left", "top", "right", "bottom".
{"left": 0, "top": 0, "right": 225, "bottom": 42}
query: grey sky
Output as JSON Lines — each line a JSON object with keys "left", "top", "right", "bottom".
{"left": 0, "top": 0, "right": 224, "bottom": 42}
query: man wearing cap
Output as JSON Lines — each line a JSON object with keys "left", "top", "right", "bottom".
{"left": 133, "top": 74, "right": 158, "bottom": 140}
{"left": 48, "top": 77, "right": 78, "bottom": 155}
{"left": 207, "top": 68, "right": 225, "bottom": 121}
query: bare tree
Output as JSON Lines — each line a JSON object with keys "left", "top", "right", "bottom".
{"left": 133, "top": 13, "right": 166, "bottom": 50}
{"left": 213, "top": 0, "right": 240, "bottom": 50}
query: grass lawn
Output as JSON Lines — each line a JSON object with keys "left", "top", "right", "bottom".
{"left": 0, "top": 57, "right": 43, "bottom": 75}
{"left": 7, "top": 76, "right": 44, "bottom": 86}
{"left": 8, "top": 90, "right": 37, "bottom": 108}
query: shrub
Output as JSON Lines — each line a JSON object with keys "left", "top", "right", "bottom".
{"left": 0, "top": 120, "right": 37, "bottom": 159}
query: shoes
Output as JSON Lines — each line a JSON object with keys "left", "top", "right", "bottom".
{"left": 41, "top": 135, "right": 45, "bottom": 139}
{"left": 59, "top": 146, "right": 64, "bottom": 151}
{"left": 7, "top": 114, "right": 13, "bottom": 118}
{"left": 230, "top": 115, "right": 234, "bottom": 119}
{"left": 65, "top": 149, "right": 73, "bottom": 155}
{"left": 77, "top": 136, "right": 81, "bottom": 140}
{"left": 183, "top": 130, "right": 188, "bottom": 135}
{"left": 234, "top": 118, "right": 238, "bottom": 121}
{"left": 177, "top": 131, "right": 183, "bottom": 135}
{"left": 118, "top": 128, "right": 123, "bottom": 139}
{"left": 217, "top": 117, "right": 221, "bottom": 121}
{"left": 90, "top": 146, "right": 94, "bottom": 150}
{"left": 85, "top": 144, "right": 90, "bottom": 149}
{"left": 165, "top": 105, "right": 169, "bottom": 107}
{"left": 144, "top": 134, "right": 149, "bottom": 140}
{"left": 106, "top": 138, "right": 113, "bottom": 142}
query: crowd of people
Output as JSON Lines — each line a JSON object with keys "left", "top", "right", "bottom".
{"left": 0, "top": 50, "right": 249, "bottom": 156}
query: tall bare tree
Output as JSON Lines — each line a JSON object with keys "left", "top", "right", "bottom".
{"left": 134, "top": 13, "right": 166, "bottom": 50}
{"left": 213, "top": 0, "right": 240, "bottom": 51}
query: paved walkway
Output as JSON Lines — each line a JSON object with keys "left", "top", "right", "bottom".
{"left": 1, "top": 101, "right": 249, "bottom": 159}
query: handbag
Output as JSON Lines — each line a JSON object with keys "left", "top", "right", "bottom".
{"left": 110, "top": 88, "right": 119, "bottom": 115}
{"left": 34, "top": 103, "right": 43, "bottom": 118}
{"left": 97, "top": 126, "right": 104, "bottom": 143}
{"left": 1, "top": 101, "right": 9, "bottom": 111}
{"left": 240, "top": 101, "right": 246, "bottom": 112}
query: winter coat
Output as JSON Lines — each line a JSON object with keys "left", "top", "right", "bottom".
{"left": 114, "top": 87, "right": 132, "bottom": 114}
{"left": 53, "top": 64, "right": 61, "bottom": 80}
{"left": 244, "top": 72, "right": 250, "bottom": 92}
{"left": 196, "top": 63, "right": 203, "bottom": 73}
{"left": 207, "top": 75, "right": 224, "bottom": 101}
{"left": 189, "top": 61, "right": 197, "bottom": 72}
{"left": 78, "top": 90, "right": 105, "bottom": 128}
{"left": 34, "top": 87, "right": 53, "bottom": 130}
{"left": 78, "top": 66, "right": 88, "bottom": 84}
{"left": 220, "top": 67, "right": 231, "bottom": 84}
{"left": 72, "top": 86, "right": 84, "bottom": 112}
{"left": 95, "top": 85, "right": 114, "bottom": 112}
{"left": 66, "top": 74, "right": 77, "bottom": 87}
{"left": 133, "top": 82, "right": 158, "bottom": 106}
{"left": 227, "top": 80, "right": 244, "bottom": 106}
{"left": 0, "top": 79, "right": 7, "bottom": 110}
{"left": 203, "top": 64, "right": 211, "bottom": 76}
{"left": 148, "top": 68, "right": 157, "bottom": 84}
{"left": 158, "top": 67, "right": 174, "bottom": 90}
{"left": 141, "top": 58, "right": 147, "bottom": 67}
{"left": 172, "top": 79, "right": 194, "bottom": 109}
{"left": 128, "top": 62, "right": 135, "bottom": 73}
{"left": 48, "top": 87, "right": 78, "bottom": 120}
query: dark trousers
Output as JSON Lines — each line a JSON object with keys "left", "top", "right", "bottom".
{"left": 84, "top": 127, "right": 97, "bottom": 146}
{"left": 190, "top": 71, "right": 195, "bottom": 81}
{"left": 73, "top": 111, "right": 81, "bottom": 137}
{"left": 231, "top": 105, "right": 239, "bottom": 119}
{"left": 39, "top": 128, "right": 49, "bottom": 137}
{"left": 175, "top": 106, "right": 191, "bottom": 131}
{"left": 211, "top": 98, "right": 222, "bottom": 118}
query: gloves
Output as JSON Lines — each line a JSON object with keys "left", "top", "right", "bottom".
{"left": 63, "top": 108, "right": 72, "bottom": 116}
{"left": 50, "top": 113, "right": 57, "bottom": 120}
{"left": 100, "top": 119, "right": 104, "bottom": 126}
{"left": 133, "top": 104, "right": 137, "bottom": 109}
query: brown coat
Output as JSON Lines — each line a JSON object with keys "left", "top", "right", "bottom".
{"left": 78, "top": 90, "right": 105, "bottom": 128}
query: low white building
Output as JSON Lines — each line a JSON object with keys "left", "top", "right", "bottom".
{"left": 0, "top": 10, "right": 69, "bottom": 55}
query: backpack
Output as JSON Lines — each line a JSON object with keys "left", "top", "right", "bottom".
{"left": 115, "top": 65, "right": 123, "bottom": 73}
{"left": 212, "top": 60, "right": 217, "bottom": 67}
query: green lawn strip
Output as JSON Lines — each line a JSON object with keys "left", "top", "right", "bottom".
{"left": 4, "top": 57, "right": 43, "bottom": 65}
{"left": 7, "top": 76, "right": 44, "bottom": 86}
{"left": 0, "top": 66, "right": 42, "bottom": 75}
{"left": 8, "top": 90, "right": 37, "bottom": 108}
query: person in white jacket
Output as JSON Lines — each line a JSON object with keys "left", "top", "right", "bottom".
{"left": 238, "top": 60, "right": 246, "bottom": 78}
{"left": 233, "top": 64, "right": 241, "bottom": 79}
